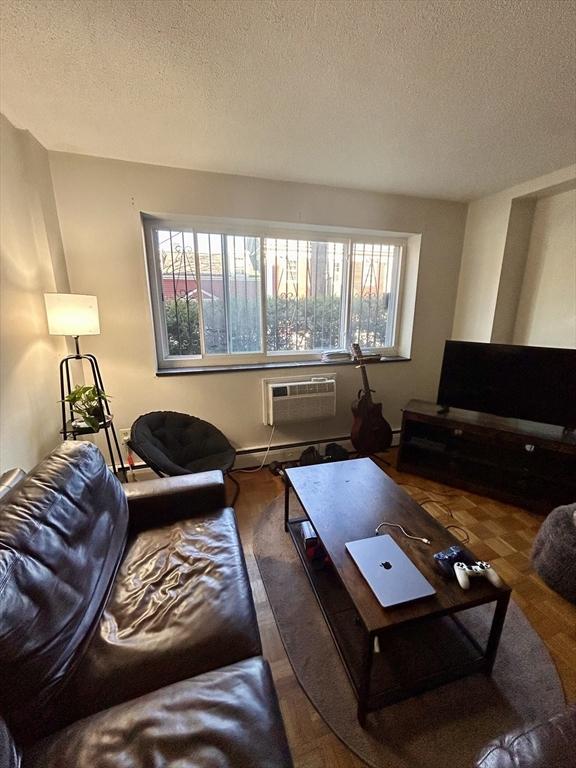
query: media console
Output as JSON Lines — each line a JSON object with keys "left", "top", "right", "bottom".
{"left": 397, "top": 400, "right": 576, "bottom": 513}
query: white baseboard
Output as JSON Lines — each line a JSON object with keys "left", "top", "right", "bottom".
{"left": 233, "top": 439, "right": 353, "bottom": 469}
{"left": 233, "top": 431, "right": 400, "bottom": 470}
{"left": 121, "top": 431, "right": 400, "bottom": 474}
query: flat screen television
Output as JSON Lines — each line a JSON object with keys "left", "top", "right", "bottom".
{"left": 437, "top": 341, "right": 576, "bottom": 429}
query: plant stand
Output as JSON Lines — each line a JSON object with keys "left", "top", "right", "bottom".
{"left": 59, "top": 347, "right": 127, "bottom": 481}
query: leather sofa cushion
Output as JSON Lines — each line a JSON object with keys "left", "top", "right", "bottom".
{"left": 47, "top": 507, "right": 261, "bottom": 731}
{"left": 24, "top": 657, "right": 293, "bottom": 768}
{"left": 474, "top": 704, "right": 576, "bottom": 768}
{"left": 0, "top": 717, "right": 20, "bottom": 768}
{"left": 0, "top": 442, "right": 128, "bottom": 742}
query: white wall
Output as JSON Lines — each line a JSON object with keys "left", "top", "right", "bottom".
{"left": 491, "top": 198, "right": 536, "bottom": 344}
{"left": 513, "top": 189, "right": 576, "bottom": 347}
{"left": 451, "top": 193, "right": 512, "bottom": 341}
{"left": 0, "top": 114, "right": 68, "bottom": 471}
{"left": 48, "top": 152, "right": 467, "bottom": 452}
{"left": 452, "top": 165, "right": 576, "bottom": 342}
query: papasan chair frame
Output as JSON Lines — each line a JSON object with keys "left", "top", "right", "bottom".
{"left": 128, "top": 411, "right": 240, "bottom": 505}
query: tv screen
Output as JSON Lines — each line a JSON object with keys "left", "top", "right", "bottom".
{"left": 437, "top": 341, "right": 576, "bottom": 429}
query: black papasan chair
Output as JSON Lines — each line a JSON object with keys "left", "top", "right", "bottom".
{"left": 128, "top": 411, "right": 239, "bottom": 504}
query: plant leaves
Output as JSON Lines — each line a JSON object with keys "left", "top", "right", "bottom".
{"left": 84, "top": 415, "right": 100, "bottom": 432}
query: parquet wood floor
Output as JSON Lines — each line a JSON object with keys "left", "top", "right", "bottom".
{"left": 231, "top": 450, "right": 576, "bottom": 768}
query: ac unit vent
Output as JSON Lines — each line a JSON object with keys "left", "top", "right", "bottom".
{"left": 263, "top": 377, "right": 337, "bottom": 425}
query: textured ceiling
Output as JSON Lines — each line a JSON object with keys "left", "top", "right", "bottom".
{"left": 1, "top": 0, "right": 575, "bottom": 201}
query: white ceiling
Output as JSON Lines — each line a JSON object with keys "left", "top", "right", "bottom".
{"left": 1, "top": 0, "right": 575, "bottom": 201}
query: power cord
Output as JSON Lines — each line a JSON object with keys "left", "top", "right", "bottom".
{"left": 375, "top": 521, "right": 431, "bottom": 546}
{"left": 395, "top": 483, "right": 473, "bottom": 543}
{"left": 234, "top": 426, "right": 276, "bottom": 474}
{"left": 418, "top": 498, "right": 453, "bottom": 517}
{"left": 445, "top": 524, "right": 470, "bottom": 544}
{"left": 372, "top": 459, "right": 474, "bottom": 547}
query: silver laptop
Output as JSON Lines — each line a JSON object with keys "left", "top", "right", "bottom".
{"left": 345, "top": 534, "right": 436, "bottom": 608}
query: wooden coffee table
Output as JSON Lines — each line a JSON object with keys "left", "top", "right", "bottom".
{"left": 284, "top": 458, "right": 511, "bottom": 726}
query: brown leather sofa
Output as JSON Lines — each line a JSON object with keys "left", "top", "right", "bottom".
{"left": 0, "top": 441, "right": 292, "bottom": 767}
{"left": 474, "top": 705, "right": 576, "bottom": 768}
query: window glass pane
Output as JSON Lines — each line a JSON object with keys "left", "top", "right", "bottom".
{"left": 265, "top": 239, "right": 344, "bottom": 352}
{"left": 196, "top": 233, "right": 226, "bottom": 354}
{"left": 157, "top": 229, "right": 200, "bottom": 355}
{"left": 349, "top": 243, "right": 399, "bottom": 349}
{"left": 225, "top": 235, "right": 262, "bottom": 353}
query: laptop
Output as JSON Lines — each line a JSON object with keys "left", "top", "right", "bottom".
{"left": 345, "top": 534, "right": 436, "bottom": 608}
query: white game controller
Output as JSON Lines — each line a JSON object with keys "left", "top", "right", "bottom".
{"left": 454, "top": 561, "right": 503, "bottom": 589}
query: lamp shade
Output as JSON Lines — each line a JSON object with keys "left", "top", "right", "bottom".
{"left": 44, "top": 293, "right": 100, "bottom": 336}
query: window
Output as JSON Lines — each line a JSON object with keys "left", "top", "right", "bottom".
{"left": 144, "top": 217, "right": 405, "bottom": 368}
{"left": 265, "top": 238, "right": 345, "bottom": 353}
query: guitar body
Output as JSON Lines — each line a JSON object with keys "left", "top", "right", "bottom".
{"left": 351, "top": 394, "right": 393, "bottom": 454}
{"left": 350, "top": 343, "right": 393, "bottom": 454}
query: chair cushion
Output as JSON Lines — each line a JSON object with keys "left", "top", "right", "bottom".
{"left": 0, "top": 442, "right": 128, "bottom": 743}
{"left": 23, "top": 658, "right": 293, "bottom": 768}
{"left": 184, "top": 449, "right": 238, "bottom": 474}
{"left": 130, "top": 411, "right": 236, "bottom": 476}
{"left": 48, "top": 507, "right": 261, "bottom": 729}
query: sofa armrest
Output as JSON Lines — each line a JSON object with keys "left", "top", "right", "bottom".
{"left": 125, "top": 471, "right": 227, "bottom": 531}
{"left": 474, "top": 705, "right": 576, "bottom": 768}
{"left": 0, "top": 468, "right": 27, "bottom": 502}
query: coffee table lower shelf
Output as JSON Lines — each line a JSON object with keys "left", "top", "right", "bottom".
{"left": 287, "top": 518, "right": 510, "bottom": 726}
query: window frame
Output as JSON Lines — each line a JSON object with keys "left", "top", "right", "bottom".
{"left": 143, "top": 215, "right": 407, "bottom": 370}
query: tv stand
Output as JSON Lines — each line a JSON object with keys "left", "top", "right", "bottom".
{"left": 397, "top": 400, "right": 576, "bottom": 513}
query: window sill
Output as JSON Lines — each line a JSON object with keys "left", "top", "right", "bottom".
{"left": 156, "top": 355, "right": 411, "bottom": 376}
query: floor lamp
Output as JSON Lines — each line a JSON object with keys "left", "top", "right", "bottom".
{"left": 44, "top": 293, "right": 127, "bottom": 480}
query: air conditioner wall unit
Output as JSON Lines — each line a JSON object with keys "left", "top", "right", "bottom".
{"left": 263, "top": 376, "right": 337, "bottom": 425}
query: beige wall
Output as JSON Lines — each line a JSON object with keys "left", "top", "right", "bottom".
{"left": 513, "top": 189, "right": 576, "bottom": 347}
{"left": 48, "top": 152, "right": 467, "bottom": 452}
{"left": 491, "top": 198, "right": 536, "bottom": 344}
{"left": 451, "top": 194, "right": 511, "bottom": 340}
{"left": 0, "top": 114, "right": 68, "bottom": 471}
{"left": 452, "top": 165, "right": 576, "bottom": 342}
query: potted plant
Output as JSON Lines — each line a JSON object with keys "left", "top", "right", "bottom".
{"left": 63, "top": 385, "right": 111, "bottom": 432}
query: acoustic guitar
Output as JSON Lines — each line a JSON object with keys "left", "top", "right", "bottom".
{"left": 350, "top": 343, "right": 393, "bottom": 454}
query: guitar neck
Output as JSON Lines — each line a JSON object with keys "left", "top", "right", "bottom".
{"left": 352, "top": 344, "right": 374, "bottom": 403}
{"left": 360, "top": 364, "right": 373, "bottom": 403}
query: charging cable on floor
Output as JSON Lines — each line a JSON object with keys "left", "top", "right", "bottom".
{"left": 234, "top": 426, "right": 276, "bottom": 474}
{"left": 375, "top": 521, "right": 431, "bottom": 545}
{"left": 445, "top": 524, "right": 470, "bottom": 544}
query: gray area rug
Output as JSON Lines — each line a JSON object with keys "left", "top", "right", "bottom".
{"left": 254, "top": 495, "right": 566, "bottom": 768}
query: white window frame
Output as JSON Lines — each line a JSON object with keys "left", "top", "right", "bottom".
{"left": 143, "top": 215, "right": 407, "bottom": 369}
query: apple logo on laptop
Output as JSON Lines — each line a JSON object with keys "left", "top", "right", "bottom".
{"left": 380, "top": 561, "right": 392, "bottom": 570}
